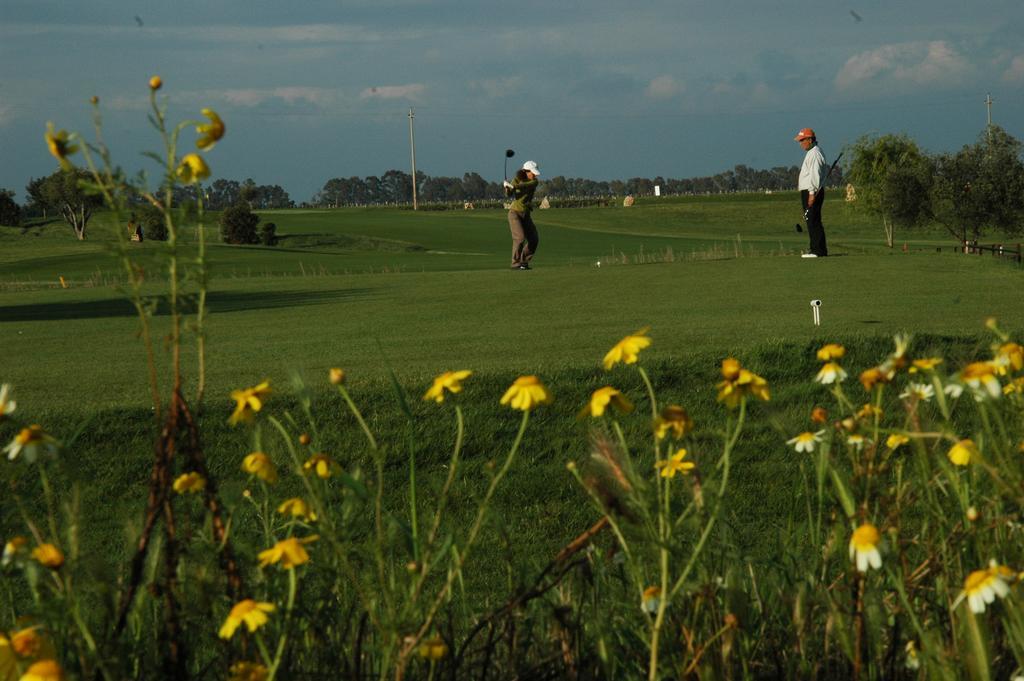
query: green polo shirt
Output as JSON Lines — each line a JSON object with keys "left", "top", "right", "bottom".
{"left": 510, "top": 177, "right": 539, "bottom": 213}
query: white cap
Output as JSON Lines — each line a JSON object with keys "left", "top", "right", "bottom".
{"left": 521, "top": 160, "right": 540, "bottom": 176}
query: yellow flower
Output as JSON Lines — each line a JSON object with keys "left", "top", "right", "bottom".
{"left": 329, "top": 367, "right": 346, "bottom": 385}
{"left": 886, "top": 434, "right": 910, "bottom": 450}
{"left": 423, "top": 370, "right": 472, "bottom": 403}
{"left": 653, "top": 405, "right": 693, "bottom": 440}
{"left": 1005, "top": 377, "right": 1024, "bottom": 395}
{"left": 10, "top": 627, "right": 42, "bottom": 657}
{"left": 31, "top": 544, "right": 64, "bottom": 570}
{"left": 787, "top": 431, "right": 823, "bottom": 453}
{"left": 148, "top": 75, "right": 163, "bottom": 90}
{"left": 957, "top": 562, "right": 1012, "bottom": 614}
{"left": 856, "top": 403, "right": 883, "bottom": 421}
{"left": 218, "top": 599, "right": 276, "bottom": 640}
{"left": 4, "top": 424, "right": 59, "bottom": 463}
{"left": 19, "top": 659, "right": 64, "bottom": 681}
{"left": 815, "top": 362, "right": 847, "bottom": 385}
{"left": 195, "top": 108, "right": 225, "bottom": 150}
{"left": 173, "top": 472, "right": 206, "bottom": 494}
{"left": 960, "top": 361, "right": 1002, "bottom": 399}
{"left": 602, "top": 328, "right": 652, "bottom": 370}
{"left": 176, "top": 153, "right": 211, "bottom": 183}
{"left": 2, "top": 535, "right": 28, "bottom": 566}
{"left": 303, "top": 453, "right": 334, "bottom": 478}
{"left": 417, "top": 635, "right": 448, "bottom": 661}
{"left": 44, "top": 123, "right": 78, "bottom": 171}
{"left": 859, "top": 366, "right": 893, "bottom": 391}
{"left": 948, "top": 439, "right": 978, "bottom": 466}
{"left": 228, "top": 662, "right": 269, "bottom": 681}
{"left": 579, "top": 386, "right": 634, "bottom": 418}
{"left": 995, "top": 342, "right": 1024, "bottom": 373}
{"left": 499, "top": 375, "right": 553, "bottom": 411}
{"left": 909, "top": 357, "right": 943, "bottom": 373}
{"left": 258, "top": 536, "right": 317, "bottom": 569}
{"left": 0, "top": 383, "right": 16, "bottom": 420}
{"left": 277, "top": 498, "right": 317, "bottom": 522}
{"left": 848, "top": 523, "right": 882, "bottom": 573}
{"left": 641, "top": 586, "right": 662, "bottom": 614}
{"left": 654, "top": 448, "right": 696, "bottom": 478}
{"left": 228, "top": 381, "right": 271, "bottom": 426}
{"left": 816, "top": 343, "right": 846, "bottom": 361}
{"left": 716, "top": 359, "right": 770, "bottom": 409}
{"left": 242, "top": 452, "right": 277, "bottom": 483}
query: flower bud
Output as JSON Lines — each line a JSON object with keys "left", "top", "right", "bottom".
{"left": 149, "top": 75, "right": 162, "bottom": 90}
{"left": 966, "top": 506, "right": 979, "bottom": 522}
{"left": 299, "top": 433, "right": 311, "bottom": 446}
{"left": 329, "top": 367, "right": 345, "bottom": 385}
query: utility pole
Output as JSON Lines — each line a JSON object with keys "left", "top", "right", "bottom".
{"left": 985, "top": 93, "right": 994, "bottom": 127}
{"left": 408, "top": 108, "right": 418, "bottom": 210}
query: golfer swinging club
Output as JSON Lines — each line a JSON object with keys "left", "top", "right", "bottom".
{"left": 795, "top": 128, "right": 828, "bottom": 257}
{"left": 504, "top": 160, "right": 541, "bottom": 270}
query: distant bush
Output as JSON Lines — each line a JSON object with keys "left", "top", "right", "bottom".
{"left": 137, "top": 207, "right": 168, "bottom": 241}
{"left": 260, "top": 222, "right": 278, "bottom": 246}
{"left": 0, "top": 189, "right": 22, "bottom": 226}
{"left": 219, "top": 202, "right": 260, "bottom": 244}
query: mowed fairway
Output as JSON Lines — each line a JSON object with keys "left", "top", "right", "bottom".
{"left": 2, "top": 195, "right": 1018, "bottom": 413}
{"left": 2, "top": 195, "right": 1021, "bottom": 570}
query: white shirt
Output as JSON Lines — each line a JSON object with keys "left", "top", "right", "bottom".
{"left": 798, "top": 144, "right": 827, "bottom": 193}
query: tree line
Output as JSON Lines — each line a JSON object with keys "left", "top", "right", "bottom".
{"left": 4, "top": 124, "right": 1021, "bottom": 247}
{"left": 847, "top": 124, "right": 1024, "bottom": 245}
{"left": 310, "top": 165, "right": 816, "bottom": 207}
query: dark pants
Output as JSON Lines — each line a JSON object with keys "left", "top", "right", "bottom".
{"left": 801, "top": 189, "right": 827, "bottom": 256}
{"left": 508, "top": 210, "right": 538, "bottom": 267}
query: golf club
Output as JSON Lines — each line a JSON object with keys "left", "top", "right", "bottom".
{"left": 504, "top": 149, "right": 515, "bottom": 182}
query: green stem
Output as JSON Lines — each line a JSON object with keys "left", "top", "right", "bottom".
{"left": 267, "top": 568, "right": 298, "bottom": 681}
{"left": 337, "top": 384, "right": 379, "bottom": 451}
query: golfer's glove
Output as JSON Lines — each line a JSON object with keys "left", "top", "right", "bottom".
{"left": 502, "top": 181, "right": 513, "bottom": 190}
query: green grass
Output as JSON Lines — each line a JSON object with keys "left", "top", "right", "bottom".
{"left": 1, "top": 197, "right": 1021, "bottom": 676}
{"left": 2, "top": 197, "right": 1017, "bottom": 543}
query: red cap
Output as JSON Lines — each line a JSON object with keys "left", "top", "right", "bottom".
{"left": 794, "top": 128, "right": 816, "bottom": 141}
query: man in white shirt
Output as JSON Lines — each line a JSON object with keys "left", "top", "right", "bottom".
{"left": 795, "top": 128, "right": 828, "bottom": 257}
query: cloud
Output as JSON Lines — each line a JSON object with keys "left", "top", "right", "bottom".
{"left": 644, "top": 75, "right": 683, "bottom": 99}
{"left": 222, "top": 87, "right": 336, "bottom": 107}
{"left": 835, "top": 41, "right": 971, "bottom": 93}
{"left": 359, "top": 84, "right": 425, "bottom": 100}
{"left": 469, "top": 77, "right": 524, "bottom": 100}
{"left": 0, "top": 22, "right": 418, "bottom": 45}
{"left": 0, "top": 103, "right": 13, "bottom": 127}
{"left": 1003, "top": 55, "right": 1024, "bottom": 82}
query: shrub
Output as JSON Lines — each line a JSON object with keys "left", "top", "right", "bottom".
{"left": 138, "top": 207, "right": 168, "bottom": 241}
{"left": 219, "top": 202, "right": 260, "bottom": 244}
{"left": 260, "top": 221, "right": 278, "bottom": 246}
{"left": 0, "top": 189, "right": 22, "bottom": 226}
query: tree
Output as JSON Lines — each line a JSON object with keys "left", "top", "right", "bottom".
{"left": 846, "top": 134, "right": 932, "bottom": 247}
{"left": 219, "top": 203, "right": 260, "bottom": 245}
{"left": 138, "top": 206, "right": 168, "bottom": 241}
{"left": 24, "top": 177, "right": 48, "bottom": 218}
{"left": 37, "top": 169, "right": 104, "bottom": 240}
{"left": 930, "top": 126, "right": 1024, "bottom": 243}
{"left": 0, "top": 189, "right": 20, "bottom": 227}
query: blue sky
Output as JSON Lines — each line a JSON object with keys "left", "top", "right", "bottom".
{"left": 2, "top": 0, "right": 1023, "bottom": 203}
